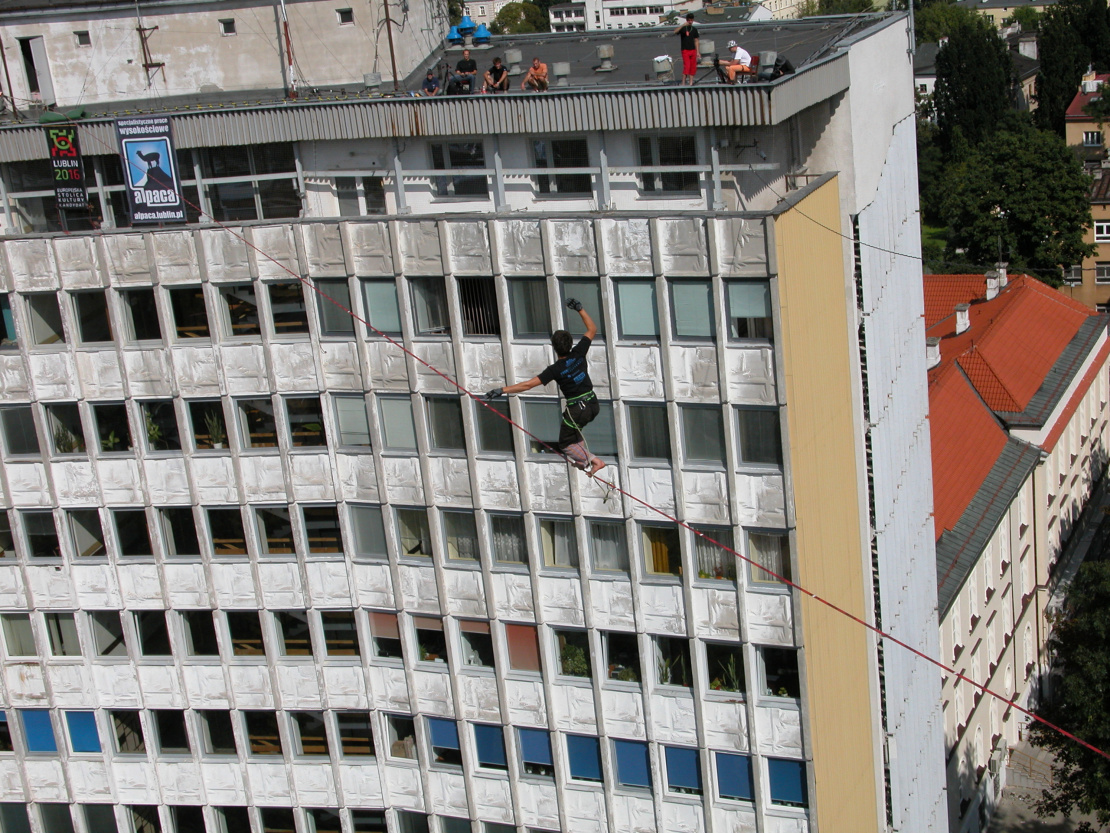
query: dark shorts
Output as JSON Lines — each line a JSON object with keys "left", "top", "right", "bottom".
{"left": 558, "top": 396, "right": 600, "bottom": 449}
{"left": 682, "top": 49, "right": 698, "bottom": 76}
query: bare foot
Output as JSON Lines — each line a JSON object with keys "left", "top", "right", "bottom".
{"left": 587, "top": 459, "right": 606, "bottom": 477}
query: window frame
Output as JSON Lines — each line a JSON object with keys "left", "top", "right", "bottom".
{"left": 636, "top": 133, "right": 700, "bottom": 195}
{"left": 735, "top": 406, "right": 783, "bottom": 468}
{"left": 429, "top": 140, "right": 489, "bottom": 199}
{"left": 668, "top": 278, "right": 715, "bottom": 341}
{"left": 614, "top": 279, "right": 659, "bottom": 340}
{"left": 531, "top": 136, "right": 592, "bottom": 197}
{"left": 726, "top": 279, "right": 773, "bottom": 342}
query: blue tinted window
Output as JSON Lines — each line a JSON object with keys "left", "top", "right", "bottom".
{"left": 427, "top": 718, "right": 459, "bottom": 749}
{"left": 518, "top": 727, "right": 552, "bottom": 765}
{"left": 612, "top": 739, "right": 651, "bottom": 788}
{"left": 473, "top": 724, "right": 507, "bottom": 769}
{"left": 716, "top": 751, "right": 754, "bottom": 800}
{"left": 566, "top": 734, "right": 602, "bottom": 782}
{"left": 20, "top": 710, "right": 57, "bottom": 753}
{"left": 65, "top": 711, "right": 101, "bottom": 753}
{"left": 768, "top": 757, "right": 808, "bottom": 807}
{"left": 665, "top": 746, "right": 701, "bottom": 794}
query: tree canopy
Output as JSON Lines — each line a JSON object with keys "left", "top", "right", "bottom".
{"left": 490, "top": 1, "right": 548, "bottom": 33}
{"left": 796, "top": 0, "right": 872, "bottom": 16}
{"left": 1028, "top": 559, "right": 1110, "bottom": 831}
{"left": 915, "top": 2, "right": 979, "bottom": 46}
{"left": 933, "top": 14, "right": 1013, "bottom": 151}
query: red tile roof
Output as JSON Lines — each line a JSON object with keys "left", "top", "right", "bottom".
{"left": 922, "top": 274, "right": 987, "bottom": 329}
{"left": 1066, "top": 73, "right": 1110, "bottom": 120}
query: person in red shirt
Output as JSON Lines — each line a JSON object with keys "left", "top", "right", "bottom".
{"left": 674, "top": 13, "right": 700, "bottom": 85}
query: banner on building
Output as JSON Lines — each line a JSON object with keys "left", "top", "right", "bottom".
{"left": 44, "top": 125, "right": 87, "bottom": 211}
{"left": 116, "top": 116, "right": 186, "bottom": 223}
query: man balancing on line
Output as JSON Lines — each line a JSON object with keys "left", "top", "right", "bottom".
{"left": 485, "top": 299, "right": 606, "bottom": 477}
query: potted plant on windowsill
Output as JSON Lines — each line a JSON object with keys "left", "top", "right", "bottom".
{"left": 204, "top": 409, "right": 226, "bottom": 449}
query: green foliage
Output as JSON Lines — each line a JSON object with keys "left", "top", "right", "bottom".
{"left": 1084, "top": 83, "right": 1110, "bottom": 124}
{"left": 795, "top": 0, "right": 872, "bottom": 16}
{"left": 489, "top": 1, "right": 548, "bottom": 33}
{"left": 448, "top": 0, "right": 464, "bottom": 25}
{"left": 915, "top": 2, "right": 979, "bottom": 45}
{"left": 1036, "top": 5, "right": 1092, "bottom": 134}
{"left": 1028, "top": 559, "right": 1110, "bottom": 831}
{"left": 934, "top": 14, "right": 1013, "bottom": 151}
{"left": 1006, "top": 4, "right": 1042, "bottom": 30}
{"left": 939, "top": 120, "right": 1094, "bottom": 278}
{"left": 560, "top": 642, "right": 590, "bottom": 677}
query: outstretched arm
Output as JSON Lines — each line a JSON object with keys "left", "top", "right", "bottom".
{"left": 578, "top": 308, "right": 597, "bottom": 340}
{"left": 502, "top": 376, "right": 543, "bottom": 395}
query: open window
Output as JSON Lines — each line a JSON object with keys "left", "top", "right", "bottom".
{"left": 110, "top": 710, "right": 145, "bottom": 754}
{"left": 554, "top": 629, "right": 591, "bottom": 678}
{"left": 727, "top": 280, "right": 772, "bottom": 341}
{"left": 0, "top": 512, "right": 11, "bottom": 559}
{"left": 256, "top": 506, "right": 294, "bottom": 555}
{"left": 303, "top": 505, "right": 342, "bottom": 555}
{"left": 135, "top": 611, "right": 171, "bottom": 657}
{"left": 275, "top": 611, "right": 313, "bottom": 656}
{"left": 168, "top": 286, "right": 211, "bottom": 339}
{"left": 91, "top": 403, "right": 132, "bottom": 453}
{"left": 27, "top": 293, "right": 65, "bottom": 345}
{"left": 706, "top": 641, "right": 746, "bottom": 694}
{"left": 226, "top": 611, "right": 266, "bottom": 656}
{"left": 459, "top": 620, "right": 495, "bottom": 668}
{"left": 386, "top": 714, "right": 417, "bottom": 760}
{"left": 244, "top": 711, "right": 283, "bottom": 756}
{"left": 336, "top": 712, "right": 375, "bottom": 757}
{"left": 237, "top": 399, "right": 277, "bottom": 448}
{"left": 23, "top": 510, "right": 61, "bottom": 558}
{"left": 161, "top": 508, "right": 200, "bottom": 557}
{"left": 457, "top": 276, "right": 500, "bottom": 336}
{"left": 410, "top": 277, "right": 450, "bottom": 336}
{"left": 414, "top": 617, "right": 448, "bottom": 665}
{"left": 760, "top": 646, "right": 800, "bottom": 699}
{"left": 321, "top": 611, "right": 359, "bottom": 657}
{"left": 89, "top": 611, "right": 126, "bottom": 657}
{"left": 368, "top": 611, "right": 403, "bottom": 660}
{"left": 220, "top": 284, "right": 260, "bottom": 337}
{"left": 45, "top": 403, "right": 86, "bottom": 455}
{"left": 182, "top": 611, "right": 219, "bottom": 657}
{"left": 72, "top": 290, "right": 113, "bottom": 344}
{"left": 68, "top": 510, "right": 105, "bottom": 558}
{"left": 426, "top": 717, "right": 461, "bottom": 766}
{"left": 291, "top": 711, "right": 328, "bottom": 757}
{"left": 188, "top": 401, "right": 228, "bottom": 450}
{"left": 604, "top": 631, "right": 641, "bottom": 683}
{"left": 121, "top": 288, "right": 163, "bottom": 341}
{"left": 113, "top": 509, "right": 153, "bottom": 557}
{"left": 141, "top": 401, "right": 181, "bottom": 451}
{"left": 654, "top": 636, "right": 692, "bottom": 687}
{"left": 518, "top": 727, "right": 555, "bottom": 777}
{"left": 286, "top": 397, "right": 327, "bottom": 447}
{"left": 396, "top": 508, "right": 431, "bottom": 557}
{"left": 152, "top": 710, "right": 190, "bottom": 755}
{"left": 44, "top": 612, "right": 80, "bottom": 657}
{"left": 1, "top": 613, "right": 35, "bottom": 657}
{"left": 207, "top": 507, "right": 247, "bottom": 557}
{"left": 267, "top": 281, "right": 309, "bottom": 335}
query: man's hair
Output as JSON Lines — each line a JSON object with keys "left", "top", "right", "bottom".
{"left": 551, "top": 330, "right": 573, "bottom": 356}
{"left": 493, "top": 57, "right": 502, "bottom": 63}
{"left": 685, "top": 12, "right": 695, "bottom": 19}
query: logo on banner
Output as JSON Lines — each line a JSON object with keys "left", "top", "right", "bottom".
{"left": 45, "top": 125, "right": 88, "bottom": 211}
{"left": 116, "top": 116, "right": 186, "bottom": 223}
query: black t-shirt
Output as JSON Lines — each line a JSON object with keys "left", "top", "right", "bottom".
{"left": 488, "top": 64, "right": 507, "bottom": 82}
{"left": 538, "top": 337, "right": 593, "bottom": 399}
{"left": 678, "top": 24, "right": 699, "bottom": 51}
{"left": 456, "top": 58, "right": 478, "bottom": 74}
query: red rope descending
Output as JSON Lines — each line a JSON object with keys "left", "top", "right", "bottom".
{"left": 61, "top": 122, "right": 1110, "bottom": 763}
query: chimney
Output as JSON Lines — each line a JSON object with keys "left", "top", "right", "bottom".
{"left": 985, "top": 270, "right": 999, "bottom": 300}
{"left": 505, "top": 48, "right": 523, "bottom": 76}
{"left": 926, "top": 336, "right": 941, "bottom": 370}
{"left": 955, "top": 303, "right": 970, "bottom": 335}
{"left": 553, "top": 61, "right": 571, "bottom": 87}
{"left": 996, "top": 262, "right": 1008, "bottom": 287}
{"left": 595, "top": 44, "right": 616, "bottom": 73}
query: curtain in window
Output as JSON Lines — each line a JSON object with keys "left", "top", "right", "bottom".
{"left": 491, "top": 515, "right": 525, "bottom": 563}
{"left": 694, "top": 528, "right": 734, "bottom": 580}
{"left": 729, "top": 281, "right": 772, "bottom": 339}
{"left": 444, "top": 512, "right": 478, "bottom": 560}
{"left": 644, "top": 526, "right": 677, "bottom": 575}
{"left": 750, "top": 532, "right": 788, "bottom": 582}
{"left": 542, "top": 519, "right": 577, "bottom": 567}
{"left": 511, "top": 281, "right": 550, "bottom": 336}
{"left": 671, "top": 281, "right": 713, "bottom": 338}
{"left": 591, "top": 522, "right": 627, "bottom": 571}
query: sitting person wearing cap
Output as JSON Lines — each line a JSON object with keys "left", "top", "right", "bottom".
{"left": 484, "top": 57, "right": 510, "bottom": 93}
{"left": 725, "top": 40, "right": 754, "bottom": 83}
{"left": 418, "top": 68, "right": 441, "bottom": 96}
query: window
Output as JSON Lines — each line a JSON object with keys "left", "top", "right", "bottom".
{"left": 83, "top": 806, "right": 119, "bottom": 833}
{"left": 135, "top": 611, "right": 171, "bottom": 656}
{"left": 605, "top": 631, "right": 640, "bottom": 683}
{"left": 121, "top": 288, "right": 162, "bottom": 341}
{"left": 379, "top": 397, "right": 418, "bottom": 450}
{"left": 473, "top": 723, "right": 507, "bottom": 770}
{"left": 615, "top": 280, "right": 658, "bottom": 338}
{"left": 303, "top": 505, "right": 342, "bottom": 555}
{"left": 182, "top": 611, "right": 219, "bottom": 657}
{"left": 737, "top": 407, "right": 782, "bottom": 465}
{"left": 2, "top": 613, "right": 36, "bottom": 656}
{"left": 23, "top": 511, "right": 61, "bottom": 558}
{"left": 72, "top": 290, "right": 113, "bottom": 344}
{"left": 27, "top": 293, "right": 65, "bottom": 344}
{"left": 220, "top": 18, "right": 236, "bottom": 35}
{"left": 44, "top": 612, "right": 80, "bottom": 656}
{"left": 168, "top": 287, "right": 210, "bottom": 339}
{"left": 682, "top": 406, "right": 724, "bottom": 465}
{"left": 716, "top": 751, "right": 754, "bottom": 800}
{"left": 312, "top": 278, "right": 354, "bottom": 337}
{"left": 172, "top": 807, "right": 205, "bottom": 833}
{"left": 208, "top": 507, "right": 247, "bottom": 557}
{"left": 1097, "top": 221, "right": 1110, "bottom": 242}
{"left": 693, "top": 526, "right": 735, "bottom": 581}
{"left": 517, "top": 727, "right": 554, "bottom": 777}
{"left": 70, "top": 509, "right": 107, "bottom": 558}
{"left": 114, "top": 509, "right": 153, "bottom": 557}
{"left": 308, "top": 809, "right": 343, "bottom": 833}
{"left": 411, "top": 276, "right": 450, "bottom": 336}
{"left": 0, "top": 294, "right": 14, "bottom": 348}
{"left": 75, "top": 30, "right": 91, "bottom": 46}
{"left": 244, "top": 711, "right": 282, "bottom": 755}
{"left": 1, "top": 406, "right": 39, "bottom": 455}
{"left": 90, "top": 611, "right": 126, "bottom": 657}
{"left": 460, "top": 620, "right": 494, "bottom": 667}
{"left": 489, "top": 513, "right": 526, "bottom": 564}
{"left": 386, "top": 714, "right": 417, "bottom": 759}
{"left": 628, "top": 404, "right": 670, "bottom": 461}
{"left": 476, "top": 400, "right": 513, "bottom": 453}
{"left": 706, "top": 642, "right": 745, "bottom": 693}
{"left": 141, "top": 401, "right": 181, "bottom": 451}
{"left": 361, "top": 279, "right": 402, "bottom": 335}
{"left": 334, "top": 396, "right": 371, "bottom": 447}
{"left": 353, "top": 810, "right": 391, "bottom": 833}
{"left": 540, "top": 517, "right": 578, "bottom": 568}
{"left": 188, "top": 401, "right": 228, "bottom": 450}
{"left": 92, "top": 403, "right": 133, "bottom": 452}
{"left": 336, "top": 712, "right": 375, "bottom": 757}
{"left": 509, "top": 279, "right": 551, "bottom": 337}
{"left": 268, "top": 281, "right": 309, "bottom": 335}
{"left": 0, "top": 514, "right": 11, "bottom": 559}
{"left": 237, "top": 399, "right": 277, "bottom": 449}
{"left": 321, "top": 611, "right": 359, "bottom": 656}
{"left": 427, "top": 397, "right": 465, "bottom": 451}
{"left": 671, "top": 280, "right": 713, "bottom": 339}
{"left": 0, "top": 713, "right": 10, "bottom": 752}
{"left": 1084, "top": 130, "right": 1103, "bottom": 146}
{"left": 40, "top": 804, "right": 77, "bottom": 833}
{"left": 337, "top": 7, "right": 354, "bottom": 24}
{"left": 226, "top": 611, "right": 265, "bottom": 656}
{"left": 275, "top": 611, "right": 313, "bottom": 656}
{"left": 414, "top": 617, "right": 447, "bottom": 664}
{"left": 1064, "top": 264, "right": 1083, "bottom": 284}
{"left": 613, "top": 739, "right": 651, "bottom": 788}
{"left": 256, "top": 506, "right": 294, "bottom": 555}
{"left": 45, "top": 403, "right": 86, "bottom": 455}
{"left": 22, "top": 710, "right": 57, "bottom": 753}
{"left": 162, "top": 508, "right": 200, "bottom": 557}
{"left": 768, "top": 758, "right": 808, "bottom": 807}
{"left": 561, "top": 280, "right": 605, "bottom": 338}
{"left": 555, "top": 629, "right": 591, "bottom": 677}
{"left": 350, "top": 505, "right": 387, "bottom": 559}
{"left": 286, "top": 397, "right": 326, "bottom": 447}
{"left": 291, "top": 711, "right": 328, "bottom": 757}
{"left": 760, "top": 646, "right": 800, "bottom": 698}
{"left": 656, "top": 636, "right": 691, "bottom": 687}
{"left": 532, "top": 137, "right": 591, "bottom": 195}
{"left": 427, "top": 717, "right": 461, "bottom": 765}
{"left": 589, "top": 520, "right": 628, "bottom": 572}
{"left": 728, "top": 280, "right": 773, "bottom": 340}
{"left": 505, "top": 623, "right": 541, "bottom": 672}
{"left": 260, "top": 809, "right": 295, "bottom": 833}
{"left": 444, "top": 510, "right": 479, "bottom": 561}
{"left": 523, "top": 399, "right": 560, "bottom": 454}
{"left": 111, "top": 710, "right": 145, "bottom": 753}
{"left": 368, "top": 611, "right": 403, "bottom": 659}
{"left": 642, "top": 523, "right": 681, "bottom": 577}
{"left": 458, "top": 276, "right": 500, "bottom": 336}
{"left": 566, "top": 734, "right": 603, "bottom": 782}
{"left": 129, "top": 806, "right": 162, "bottom": 833}
{"left": 638, "top": 134, "right": 698, "bottom": 193}
{"left": 153, "top": 710, "right": 190, "bottom": 755}
{"left": 220, "top": 284, "right": 260, "bottom": 337}
{"left": 748, "top": 530, "right": 790, "bottom": 584}
{"left": 1097, "top": 262, "right": 1110, "bottom": 284}
{"left": 665, "top": 746, "right": 701, "bottom": 795}
{"left": 430, "top": 141, "right": 488, "bottom": 197}
{"left": 397, "top": 508, "right": 431, "bottom": 557}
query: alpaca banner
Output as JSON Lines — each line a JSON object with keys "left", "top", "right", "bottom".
{"left": 116, "top": 116, "right": 186, "bottom": 223}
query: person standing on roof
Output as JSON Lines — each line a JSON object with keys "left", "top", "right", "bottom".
{"left": 485, "top": 299, "right": 606, "bottom": 477}
{"left": 674, "top": 13, "right": 700, "bottom": 85}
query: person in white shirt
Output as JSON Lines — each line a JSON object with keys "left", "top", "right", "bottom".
{"left": 725, "top": 39, "right": 753, "bottom": 83}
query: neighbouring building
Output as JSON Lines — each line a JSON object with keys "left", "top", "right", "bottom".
{"left": 1063, "top": 72, "right": 1110, "bottom": 310}
{"left": 0, "top": 10, "right": 946, "bottom": 833}
{"left": 954, "top": 0, "right": 1056, "bottom": 27}
{"left": 925, "top": 270, "right": 1110, "bottom": 833}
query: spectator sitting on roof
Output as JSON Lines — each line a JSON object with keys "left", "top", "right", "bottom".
{"left": 484, "top": 57, "right": 510, "bottom": 93}
{"left": 452, "top": 48, "right": 478, "bottom": 93}
{"left": 521, "top": 57, "right": 549, "bottom": 92}
{"left": 418, "top": 68, "right": 440, "bottom": 96}
{"left": 725, "top": 40, "right": 754, "bottom": 83}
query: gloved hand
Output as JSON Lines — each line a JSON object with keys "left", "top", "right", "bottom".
{"left": 485, "top": 387, "right": 504, "bottom": 400}
{"left": 566, "top": 297, "right": 583, "bottom": 312}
